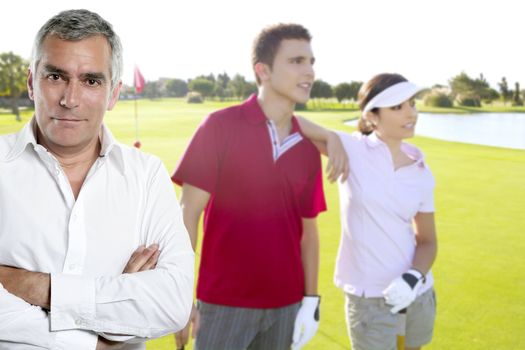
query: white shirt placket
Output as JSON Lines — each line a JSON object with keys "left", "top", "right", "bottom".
{"left": 34, "top": 145, "right": 89, "bottom": 276}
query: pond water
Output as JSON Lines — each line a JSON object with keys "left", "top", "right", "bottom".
{"left": 346, "top": 113, "right": 525, "bottom": 150}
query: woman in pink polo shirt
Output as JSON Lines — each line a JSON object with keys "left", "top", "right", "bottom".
{"left": 299, "top": 73, "right": 437, "bottom": 350}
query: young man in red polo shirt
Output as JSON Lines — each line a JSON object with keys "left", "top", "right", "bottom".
{"left": 172, "top": 24, "right": 331, "bottom": 350}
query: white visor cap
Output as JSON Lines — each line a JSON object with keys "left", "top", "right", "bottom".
{"left": 363, "top": 81, "right": 425, "bottom": 114}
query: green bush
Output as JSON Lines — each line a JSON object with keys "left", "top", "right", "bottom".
{"left": 295, "top": 103, "right": 307, "bottom": 111}
{"left": 424, "top": 92, "right": 453, "bottom": 108}
{"left": 455, "top": 93, "right": 481, "bottom": 107}
{"left": 458, "top": 97, "right": 481, "bottom": 107}
{"left": 186, "top": 92, "right": 203, "bottom": 104}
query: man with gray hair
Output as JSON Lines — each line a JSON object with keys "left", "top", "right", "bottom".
{"left": 0, "top": 9, "right": 194, "bottom": 349}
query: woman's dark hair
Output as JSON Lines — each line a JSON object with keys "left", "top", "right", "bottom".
{"left": 357, "top": 73, "right": 408, "bottom": 135}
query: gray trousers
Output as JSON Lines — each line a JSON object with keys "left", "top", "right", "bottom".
{"left": 194, "top": 301, "right": 301, "bottom": 350}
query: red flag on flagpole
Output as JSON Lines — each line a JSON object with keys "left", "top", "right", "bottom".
{"left": 133, "top": 65, "right": 144, "bottom": 148}
{"left": 134, "top": 66, "right": 145, "bottom": 94}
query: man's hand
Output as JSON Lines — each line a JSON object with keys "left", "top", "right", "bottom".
{"left": 0, "top": 266, "right": 50, "bottom": 309}
{"left": 291, "top": 296, "right": 320, "bottom": 350}
{"left": 383, "top": 269, "right": 424, "bottom": 313}
{"left": 95, "top": 244, "right": 161, "bottom": 349}
{"left": 174, "top": 303, "right": 199, "bottom": 350}
{"left": 123, "top": 244, "right": 160, "bottom": 273}
{"left": 325, "top": 132, "right": 349, "bottom": 183}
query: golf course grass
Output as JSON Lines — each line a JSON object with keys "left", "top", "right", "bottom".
{"left": 1, "top": 98, "right": 523, "bottom": 349}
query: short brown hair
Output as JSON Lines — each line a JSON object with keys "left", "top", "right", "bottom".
{"left": 357, "top": 73, "right": 408, "bottom": 135}
{"left": 252, "top": 23, "right": 311, "bottom": 84}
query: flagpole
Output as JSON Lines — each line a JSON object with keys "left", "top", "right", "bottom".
{"left": 133, "top": 65, "right": 145, "bottom": 148}
{"left": 134, "top": 95, "right": 140, "bottom": 147}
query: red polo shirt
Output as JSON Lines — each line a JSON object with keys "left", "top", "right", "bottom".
{"left": 172, "top": 94, "right": 326, "bottom": 308}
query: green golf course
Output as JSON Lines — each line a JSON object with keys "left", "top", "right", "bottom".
{"left": 1, "top": 98, "right": 523, "bottom": 350}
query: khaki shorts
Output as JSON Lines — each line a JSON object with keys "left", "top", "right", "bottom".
{"left": 345, "top": 288, "right": 436, "bottom": 350}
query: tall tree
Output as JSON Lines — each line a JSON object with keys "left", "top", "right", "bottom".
{"left": 0, "top": 52, "right": 29, "bottom": 121}
{"left": 334, "top": 83, "right": 352, "bottom": 103}
{"left": 217, "top": 72, "right": 230, "bottom": 89}
{"left": 449, "top": 72, "right": 495, "bottom": 106}
{"left": 334, "top": 81, "right": 362, "bottom": 103}
{"left": 498, "top": 77, "right": 510, "bottom": 105}
{"left": 310, "top": 80, "right": 333, "bottom": 99}
{"left": 188, "top": 78, "right": 215, "bottom": 98}
{"left": 166, "top": 78, "right": 188, "bottom": 97}
{"left": 348, "top": 81, "right": 363, "bottom": 101}
{"left": 195, "top": 73, "right": 215, "bottom": 83}
{"left": 242, "top": 82, "right": 257, "bottom": 99}
{"left": 513, "top": 82, "right": 523, "bottom": 106}
{"left": 228, "top": 74, "right": 248, "bottom": 99}
{"left": 142, "top": 81, "right": 161, "bottom": 99}
{"left": 215, "top": 72, "right": 232, "bottom": 101}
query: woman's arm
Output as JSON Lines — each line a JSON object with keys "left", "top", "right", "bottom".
{"left": 412, "top": 212, "right": 438, "bottom": 274}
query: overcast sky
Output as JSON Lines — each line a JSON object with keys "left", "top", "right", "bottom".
{"left": 2, "top": 0, "right": 522, "bottom": 89}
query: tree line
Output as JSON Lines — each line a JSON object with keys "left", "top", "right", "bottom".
{"left": 2, "top": 51, "right": 525, "bottom": 121}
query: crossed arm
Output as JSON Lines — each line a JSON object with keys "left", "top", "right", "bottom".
{"left": 0, "top": 164, "right": 194, "bottom": 349}
{"left": 0, "top": 245, "right": 161, "bottom": 350}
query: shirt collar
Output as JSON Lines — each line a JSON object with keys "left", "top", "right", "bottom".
{"left": 4, "top": 117, "right": 39, "bottom": 162}
{"left": 364, "top": 131, "right": 383, "bottom": 148}
{"left": 4, "top": 117, "right": 126, "bottom": 173}
{"left": 242, "top": 93, "right": 300, "bottom": 132}
{"left": 99, "top": 123, "right": 126, "bottom": 174}
{"left": 243, "top": 94, "right": 267, "bottom": 124}
{"left": 365, "top": 131, "right": 426, "bottom": 167}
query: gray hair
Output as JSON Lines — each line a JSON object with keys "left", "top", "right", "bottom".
{"left": 31, "top": 9, "right": 123, "bottom": 88}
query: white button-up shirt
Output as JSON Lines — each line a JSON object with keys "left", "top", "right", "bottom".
{"left": 334, "top": 131, "right": 435, "bottom": 298}
{"left": 0, "top": 119, "right": 194, "bottom": 350}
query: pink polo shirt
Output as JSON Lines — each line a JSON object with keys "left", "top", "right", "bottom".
{"left": 172, "top": 95, "right": 326, "bottom": 308}
{"left": 334, "top": 131, "right": 435, "bottom": 298}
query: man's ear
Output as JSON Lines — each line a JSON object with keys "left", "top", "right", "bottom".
{"left": 27, "top": 69, "right": 35, "bottom": 101}
{"left": 254, "top": 62, "right": 271, "bottom": 83}
{"left": 107, "top": 81, "right": 122, "bottom": 110}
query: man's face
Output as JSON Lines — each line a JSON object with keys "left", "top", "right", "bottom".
{"left": 263, "top": 39, "right": 315, "bottom": 104}
{"left": 28, "top": 35, "right": 121, "bottom": 152}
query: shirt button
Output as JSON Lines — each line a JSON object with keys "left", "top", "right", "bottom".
{"left": 69, "top": 263, "right": 78, "bottom": 270}
{"left": 72, "top": 214, "right": 77, "bottom": 221}
{"left": 75, "top": 318, "right": 82, "bottom": 325}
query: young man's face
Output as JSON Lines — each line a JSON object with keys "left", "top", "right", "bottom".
{"left": 264, "top": 39, "right": 315, "bottom": 104}
{"left": 28, "top": 34, "right": 121, "bottom": 152}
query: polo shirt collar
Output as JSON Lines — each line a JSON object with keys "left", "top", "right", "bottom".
{"left": 365, "top": 131, "right": 426, "bottom": 166}
{"left": 242, "top": 93, "right": 301, "bottom": 132}
{"left": 365, "top": 131, "right": 383, "bottom": 148}
{"left": 4, "top": 116, "right": 126, "bottom": 173}
{"left": 243, "top": 94, "right": 267, "bottom": 124}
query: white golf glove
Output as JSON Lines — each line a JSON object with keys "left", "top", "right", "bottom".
{"left": 291, "top": 295, "right": 320, "bottom": 350}
{"left": 383, "top": 268, "right": 425, "bottom": 314}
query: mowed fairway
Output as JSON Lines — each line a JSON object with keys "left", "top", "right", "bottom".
{"left": 1, "top": 98, "right": 524, "bottom": 349}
